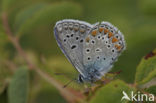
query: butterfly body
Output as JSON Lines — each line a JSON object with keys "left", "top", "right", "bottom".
{"left": 54, "top": 19, "right": 126, "bottom": 83}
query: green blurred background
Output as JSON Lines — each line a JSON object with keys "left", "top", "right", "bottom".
{"left": 0, "top": 0, "right": 156, "bottom": 103}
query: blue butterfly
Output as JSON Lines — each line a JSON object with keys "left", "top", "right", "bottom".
{"left": 54, "top": 19, "right": 126, "bottom": 83}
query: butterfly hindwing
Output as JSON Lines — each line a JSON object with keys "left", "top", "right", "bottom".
{"left": 54, "top": 19, "right": 92, "bottom": 77}
{"left": 83, "top": 22, "right": 126, "bottom": 78}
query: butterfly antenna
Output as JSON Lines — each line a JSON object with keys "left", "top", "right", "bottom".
{"left": 63, "top": 78, "right": 76, "bottom": 88}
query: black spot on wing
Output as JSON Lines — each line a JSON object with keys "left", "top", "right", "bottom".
{"left": 71, "top": 45, "right": 77, "bottom": 49}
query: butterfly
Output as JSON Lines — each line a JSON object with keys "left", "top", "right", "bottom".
{"left": 54, "top": 19, "right": 126, "bottom": 83}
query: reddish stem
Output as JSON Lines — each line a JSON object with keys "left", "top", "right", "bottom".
{"left": 1, "top": 12, "right": 80, "bottom": 103}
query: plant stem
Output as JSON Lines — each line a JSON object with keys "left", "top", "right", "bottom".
{"left": 1, "top": 12, "right": 34, "bottom": 69}
{"left": 1, "top": 12, "right": 79, "bottom": 103}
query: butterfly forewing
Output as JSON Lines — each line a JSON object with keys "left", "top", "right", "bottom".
{"left": 54, "top": 19, "right": 92, "bottom": 77}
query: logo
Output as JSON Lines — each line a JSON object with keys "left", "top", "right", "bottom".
{"left": 121, "top": 91, "right": 154, "bottom": 102}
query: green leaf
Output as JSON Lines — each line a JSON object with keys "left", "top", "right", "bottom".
{"left": 0, "top": 83, "right": 6, "bottom": 95}
{"left": 0, "top": 32, "right": 10, "bottom": 59}
{"left": 135, "top": 55, "right": 156, "bottom": 85}
{"left": 89, "top": 80, "right": 136, "bottom": 103}
{"left": 34, "top": 80, "right": 68, "bottom": 103}
{"left": 0, "top": 63, "right": 11, "bottom": 94}
{"left": 0, "top": 90, "right": 8, "bottom": 103}
{"left": 14, "top": 3, "right": 47, "bottom": 32}
{"left": 0, "top": 71, "right": 7, "bottom": 94}
{"left": 8, "top": 66, "right": 29, "bottom": 103}
{"left": 44, "top": 56, "right": 82, "bottom": 90}
{"left": 14, "top": 2, "right": 83, "bottom": 36}
{"left": 145, "top": 85, "right": 156, "bottom": 95}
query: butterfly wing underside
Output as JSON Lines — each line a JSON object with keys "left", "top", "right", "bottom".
{"left": 83, "top": 22, "right": 126, "bottom": 78}
{"left": 54, "top": 19, "right": 92, "bottom": 77}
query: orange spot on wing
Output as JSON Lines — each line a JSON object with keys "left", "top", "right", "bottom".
{"left": 74, "top": 28, "right": 78, "bottom": 31}
{"left": 115, "top": 44, "right": 121, "bottom": 50}
{"left": 112, "top": 37, "right": 118, "bottom": 43}
{"left": 99, "top": 27, "right": 104, "bottom": 33}
{"left": 91, "top": 30, "right": 97, "bottom": 37}
{"left": 86, "top": 37, "right": 90, "bottom": 42}
{"left": 108, "top": 32, "right": 113, "bottom": 38}
{"left": 104, "top": 29, "right": 109, "bottom": 34}
{"left": 80, "top": 30, "right": 85, "bottom": 33}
